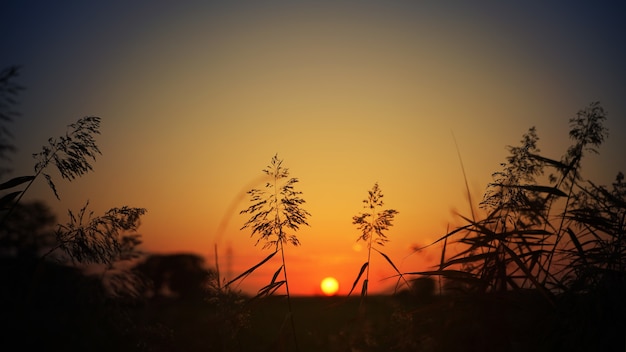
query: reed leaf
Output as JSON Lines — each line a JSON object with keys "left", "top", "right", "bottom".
{"left": 0, "top": 191, "right": 20, "bottom": 209}
{"left": 270, "top": 265, "right": 284, "bottom": 286}
{"left": 492, "top": 184, "right": 568, "bottom": 197}
{"left": 528, "top": 152, "right": 573, "bottom": 170}
{"left": 360, "top": 279, "right": 368, "bottom": 297}
{"left": 257, "top": 280, "right": 286, "bottom": 298}
{"left": 412, "top": 224, "right": 473, "bottom": 253}
{"left": 404, "top": 270, "right": 476, "bottom": 279}
{"left": 439, "top": 231, "right": 448, "bottom": 271}
{"left": 0, "top": 175, "right": 34, "bottom": 190}
{"left": 439, "top": 252, "right": 497, "bottom": 269}
{"left": 404, "top": 270, "right": 483, "bottom": 287}
{"left": 373, "top": 247, "right": 401, "bottom": 275}
{"left": 348, "top": 262, "right": 368, "bottom": 296}
{"left": 226, "top": 250, "right": 278, "bottom": 287}
{"left": 373, "top": 247, "right": 411, "bottom": 292}
{"left": 566, "top": 227, "right": 588, "bottom": 266}
{"left": 499, "top": 241, "right": 554, "bottom": 304}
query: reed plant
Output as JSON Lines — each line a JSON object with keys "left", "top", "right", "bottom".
{"left": 410, "top": 103, "right": 608, "bottom": 293}
{"left": 0, "top": 113, "right": 146, "bottom": 267}
{"left": 0, "top": 65, "right": 146, "bottom": 268}
{"left": 0, "top": 65, "right": 153, "bottom": 350}
{"left": 402, "top": 102, "right": 624, "bottom": 350}
{"left": 230, "top": 154, "right": 310, "bottom": 351}
{"left": 350, "top": 182, "right": 402, "bottom": 299}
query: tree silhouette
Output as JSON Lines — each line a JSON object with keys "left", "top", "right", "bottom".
{"left": 0, "top": 200, "right": 55, "bottom": 258}
{"left": 133, "top": 253, "right": 213, "bottom": 300}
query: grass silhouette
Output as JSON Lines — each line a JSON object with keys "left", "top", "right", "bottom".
{"left": 349, "top": 183, "right": 404, "bottom": 298}
{"left": 2, "top": 69, "right": 624, "bottom": 351}
{"left": 229, "top": 153, "right": 311, "bottom": 351}
{"left": 1, "top": 66, "right": 150, "bottom": 350}
{"left": 402, "top": 101, "right": 624, "bottom": 350}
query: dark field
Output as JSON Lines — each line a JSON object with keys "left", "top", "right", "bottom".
{"left": 130, "top": 290, "right": 624, "bottom": 352}
{"left": 2, "top": 255, "right": 623, "bottom": 351}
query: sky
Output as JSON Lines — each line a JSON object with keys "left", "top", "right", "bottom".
{"left": 2, "top": 1, "right": 625, "bottom": 296}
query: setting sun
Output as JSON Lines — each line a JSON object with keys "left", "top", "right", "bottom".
{"left": 320, "top": 277, "right": 339, "bottom": 296}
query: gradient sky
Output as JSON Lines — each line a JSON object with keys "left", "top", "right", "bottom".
{"left": 3, "top": 1, "right": 625, "bottom": 295}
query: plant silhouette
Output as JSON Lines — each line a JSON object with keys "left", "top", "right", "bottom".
{"left": 230, "top": 153, "right": 310, "bottom": 351}
{"left": 1, "top": 115, "right": 102, "bottom": 225}
{"left": 0, "top": 113, "right": 146, "bottom": 267}
{"left": 350, "top": 182, "right": 400, "bottom": 299}
{"left": 0, "top": 65, "right": 146, "bottom": 267}
{"left": 0, "top": 65, "right": 152, "bottom": 350}
{"left": 401, "top": 102, "right": 625, "bottom": 351}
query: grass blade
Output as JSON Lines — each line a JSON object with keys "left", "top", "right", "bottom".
{"left": 270, "top": 265, "right": 284, "bottom": 285}
{"left": 0, "top": 191, "right": 21, "bottom": 209}
{"left": 373, "top": 247, "right": 400, "bottom": 275}
{"left": 566, "top": 227, "right": 588, "bottom": 265}
{"left": 0, "top": 175, "right": 35, "bottom": 190}
{"left": 348, "top": 262, "right": 368, "bottom": 296}
{"left": 361, "top": 279, "right": 368, "bottom": 297}
{"left": 226, "top": 249, "right": 278, "bottom": 287}
{"left": 494, "top": 183, "right": 568, "bottom": 197}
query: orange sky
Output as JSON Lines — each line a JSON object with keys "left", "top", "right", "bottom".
{"left": 3, "top": 1, "right": 626, "bottom": 295}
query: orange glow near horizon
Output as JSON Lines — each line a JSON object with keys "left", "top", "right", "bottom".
{"left": 7, "top": 2, "right": 626, "bottom": 298}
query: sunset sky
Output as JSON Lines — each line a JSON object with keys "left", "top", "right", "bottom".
{"left": 3, "top": 1, "right": 625, "bottom": 296}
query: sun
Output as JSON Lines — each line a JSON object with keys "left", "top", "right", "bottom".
{"left": 320, "top": 277, "right": 339, "bottom": 296}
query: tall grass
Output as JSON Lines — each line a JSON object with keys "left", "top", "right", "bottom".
{"left": 350, "top": 182, "right": 400, "bottom": 296}
{"left": 0, "top": 66, "right": 152, "bottom": 350}
{"left": 229, "top": 154, "right": 310, "bottom": 351}
{"left": 402, "top": 102, "right": 624, "bottom": 350}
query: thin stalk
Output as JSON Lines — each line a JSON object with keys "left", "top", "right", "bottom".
{"left": 438, "top": 227, "right": 448, "bottom": 295}
{"left": 274, "top": 172, "right": 298, "bottom": 351}
{"left": 215, "top": 243, "right": 221, "bottom": 290}
{"left": 279, "top": 239, "right": 299, "bottom": 352}
{"left": 0, "top": 142, "right": 59, "bottom": 227}
{"left": 544, "top": 166, "right": 578, "bottom": 278}
{"left": 452, "top": 131, "right": 476, "bottom": 222}
{"left": 365, "top": 202, "right": 375, "bottom": 294}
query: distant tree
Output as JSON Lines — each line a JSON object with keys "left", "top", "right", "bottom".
{"left": 133, "top": 253, "right": 212, "bottom": 300}
{"left": 0, "top": 200, "right": 55, "bottom": 258}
